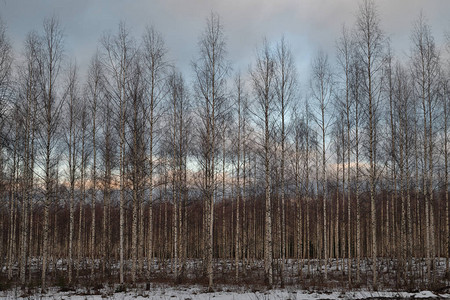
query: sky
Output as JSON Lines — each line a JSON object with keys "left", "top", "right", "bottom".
{"left": 1, "top": 0, "right": 450, "bottom": 86}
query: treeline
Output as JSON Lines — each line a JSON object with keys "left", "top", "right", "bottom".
{"left": 0, "top": 0, "right": 450, "bottom": 290}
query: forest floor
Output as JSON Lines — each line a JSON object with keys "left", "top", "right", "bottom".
{"left": 2, "top": 258, "right": 450, "bottom": 299}
{"left": 0, "top": 285, "right": 448, "bottom": 300}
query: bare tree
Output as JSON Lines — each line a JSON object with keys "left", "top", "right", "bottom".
{"left": 192, "top": 12, "right": 229, "bottom": 289}
{"left": 63, "top": 63, "right": 80, "bottom": 284}
{"left": 0, "top": 17, "right": 12, "bottom": 147}
{"left": 385, "top": 43, "right": 397, "bottom": 265}
{"left": 355, "top": 0, "right": 385, "bottom": 286}
{"left": 0, "top": 19, "right": 12, "bottom": 279}
{"left": 274, "top": 37, "right": 297, "bottom": 286}
{"left": 86, "top": 52, "right": 103, "bottom": 279}
{"left": 167, "top": 69, "right": 189, "bottom": 282}
{"left": 234, "top": 73, "right": 244, "bottom": 281}
{"left": 445, "top": 79, "right": 450, "bottom": 277}
{"left": 7, "top": 106, "right": 20, "bottom": 281}
{"left": 17, "top": 31, "right": 40, "bottom": 286}
{"left": 349, "top": 55, "right": 363, "bottom": 282}
{"left": 142, "top": 26, "right": 168, "bottom": 275}
{"left": 445, "top": 32, "right": 450, "bottom": 276}
{"left": 410, "top": 13, "right": 440, "bottom": 281}
{"left": 393, "top": 62, "right": 413, "bottom": 279}
{"left": 310, "top": 50, "right": 334, "bottom": 280}
{"left": 250, "top": 39, "right": 275, "bottom": 287}
{"left": 126, "top": 54, "right": 146, "bottom": 283}
{"left": 336, "top": 24, "right": 353, "bottom": 283}
{"left": 100, "top": 82, "right": 116, "bottom": 278}
{"left": 101, "top": 22, "right": 136, "bottom": 284}
{"left": 38, "top": 16, "right": 64, "bottom": 290}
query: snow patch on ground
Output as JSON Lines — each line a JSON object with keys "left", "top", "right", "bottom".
{"left": 1, "top": 286, "right": 448, "bottom": 299}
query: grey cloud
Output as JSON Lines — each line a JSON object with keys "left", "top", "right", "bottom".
{"left": 1, "top": 0, "right": 449, "bottom": 81}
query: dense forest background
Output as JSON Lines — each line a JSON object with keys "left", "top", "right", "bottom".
{"left": 0, "top": 0, "right": 450, "bottom": 291}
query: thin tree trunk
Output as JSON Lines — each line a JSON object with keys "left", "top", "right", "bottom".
{"left": 7, "top": 126, "right": 18, "bottom": 281}
{"left": 235, "top": 78, "right": 241, "bottom": 281}
{"left": 355, "top": 77, "right": 361, "bottom": 283}
{"left": 91, "top": 92, "right": 97, "bottom": 280}
{"left": 444, "top": 83, "right": 449, "bottom": 276}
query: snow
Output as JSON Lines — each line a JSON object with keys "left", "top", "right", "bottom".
{"left": 1, "top": 286, "right": 448, "bottom": 299}
{"left": 3, "top": 258, "right": 450, "bottom": 299}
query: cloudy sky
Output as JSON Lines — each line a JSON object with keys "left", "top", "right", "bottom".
{"left": 1, "top": 0, "right": 450, "bottom": 83}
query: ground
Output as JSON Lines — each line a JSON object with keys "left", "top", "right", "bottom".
{"left": 2, "top": 258, "right": 450, "bottom": 299}
{"left": 0, "top": 285, "right": 448, "bottom": 300}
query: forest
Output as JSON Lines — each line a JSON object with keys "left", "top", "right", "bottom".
{"left": 0, "top": 0, "right": 450, "bottom": 293}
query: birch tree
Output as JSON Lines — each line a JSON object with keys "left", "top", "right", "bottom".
{"left": 127, "top": 55, "right": 146, "bottom": 283}
{"left": 192, "top": 12, "right": 229, "bottom": 289}
{"left": 167, "top": 69, "right": 188, "bottom": 282}
{"left": 63, "top": 63, "right": 80, "bottom": 284}
{"left": 274, "top": 37, "right": 297, "bottom": 286}
{"left": 0, "top": 17, "right": 12, "bottom": 147}
{"left": 0, "top": 20, "right": 11, "bottom": 275}
{"left": 310, "top": 50, "right": 334, "bottom": 280}
{"left": 411, "top": 13, "right": 440, "bottom": 281}
{"left": 444, "top": 32, "right": 450, "bottom": 276}
{"left": 142, "top": 27, "right": 168, "bottom": 274}
{"left": 250, "top": 39, "right": 275, "bottom": 287}
{"left": 234, "top": 73, "right": 244, "bottom": 281}
{"left": 86, "top": 52, "right": 103, "bottom": 278}
{"left": 350, "top": 56, "right": 363, "bottom": 282}
{"left": 38, "top": 16, "right": 64, "bottom": 289}
{"left": 336, "top": 24, "right": 353, "bottom": 282}
{"left": 101, "top": 22, "right": 136, "bottom": 284}
{"left": 17, "top": 31, "right": 39, "bottom": 286}
{"left": 355, "top": 0, "right": 384, "bottom": 286}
